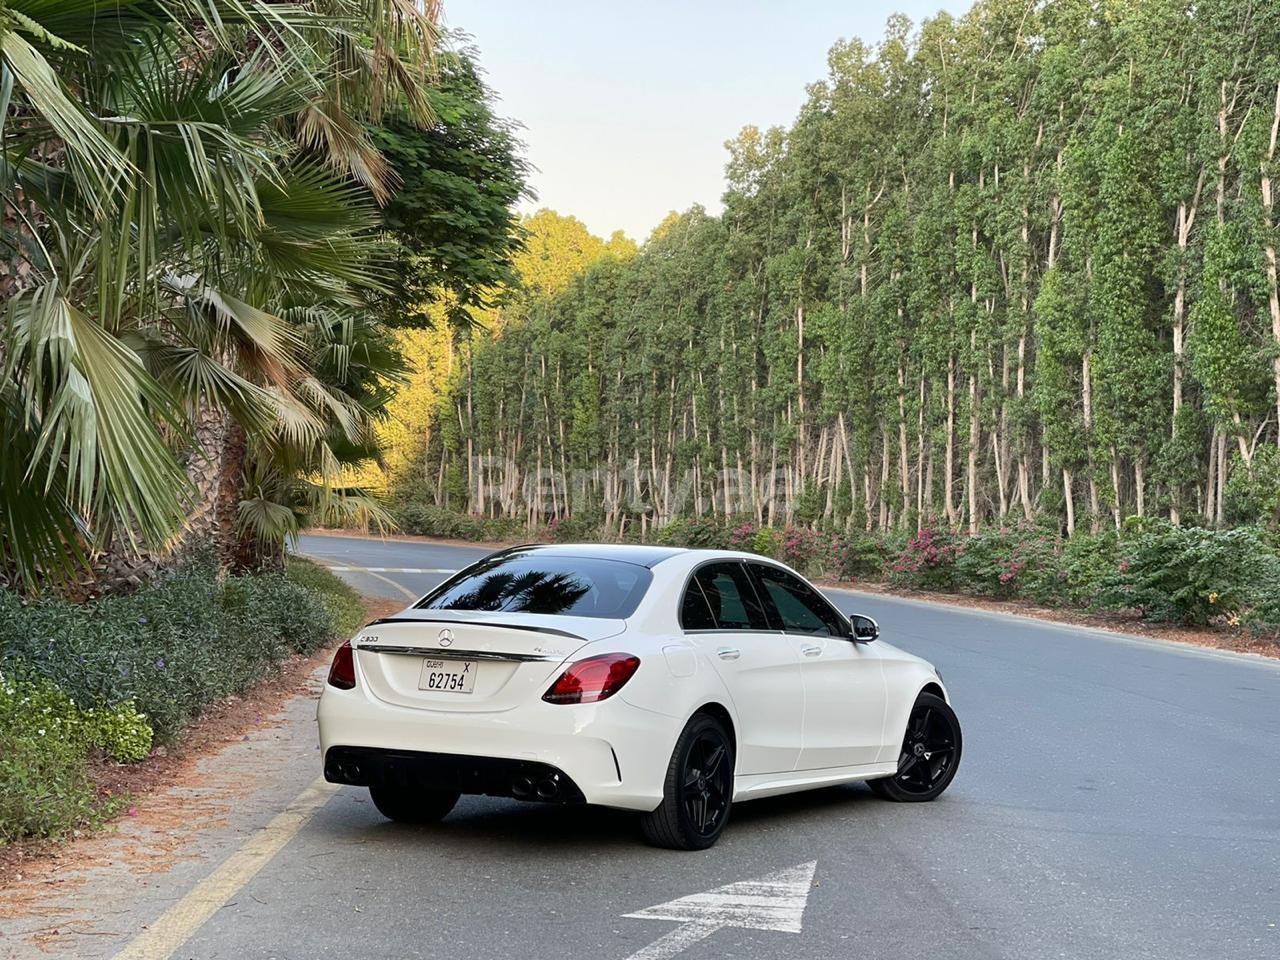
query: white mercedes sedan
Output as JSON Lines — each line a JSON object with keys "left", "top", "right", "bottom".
{"left": 318, "top": 544, "right": 961, "bottom": 850}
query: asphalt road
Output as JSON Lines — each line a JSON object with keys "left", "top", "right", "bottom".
{"left": 175, "top": 533, "right": 1279, "bottom": 959}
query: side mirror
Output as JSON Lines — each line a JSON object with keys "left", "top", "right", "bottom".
{"left": 849, "top": 614, "right": 879, "bottom": 643}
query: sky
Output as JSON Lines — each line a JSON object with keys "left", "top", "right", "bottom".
{"left": 443, "top": 1, "right": 971, "bottom": 242}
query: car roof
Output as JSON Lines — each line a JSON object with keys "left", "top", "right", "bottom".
{"left": 495, "top": 542, "right": 687, "bottom": 569}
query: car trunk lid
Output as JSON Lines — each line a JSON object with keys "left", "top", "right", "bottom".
{"left": 352, "top": 611, "right": 624, "bottom": 713}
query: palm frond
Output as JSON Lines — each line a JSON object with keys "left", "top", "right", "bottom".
{"left": 0, "top": 28, "right": 129, "bottom": 194}
{"left": 165, "top": 274, "right": 303, "bottom": 375}
{"left": 262, "top": 385, "right": 325, "bottom": 447}
{"left": 0, "top": 387, "right": 90, "bottom": 590}
{"left": 5, "top": 284, "right": 190, "bottom": 547}
{"left": 295, "top": 100, "right": 393, "bottom": 203}
{"left": 146, "top": 342, "right": 277, "bottom": 433}
{"left": 252, "top": 163, "right": 391, "bottom": 293}
{"left": 237, "top": 492, "right": 298, "bottom": 546}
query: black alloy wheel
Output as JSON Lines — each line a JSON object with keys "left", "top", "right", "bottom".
{"left": 641, "top": 713, "right": 735, "bottom": 850}
{"left": 868, "top": 692, "right": 962, "bottom": 802}
{"left": 681, "top": 727, "right": 732, "bottom": 837}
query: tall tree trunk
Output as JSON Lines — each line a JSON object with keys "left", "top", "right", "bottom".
{"left": 1016, "top": 329, "right": 1033, "bottom": 521}
{"left": 967, "top": 329, "right": 979, "bottom": 534}
{"left": 1062, "top": 468, "right": 1075, "bottom": 537}
{"left": 897, "top": 358, "right": 910, "bottom": 523}
{"left": 1109, "top": 449, "right": 1122, "bottom": 531}
{"left": 878, "top": 423, "right": 890, "bottom": 530}
{"left": 1016, "top": 148, "right": 1035, "bottom": 522}
{"left": 1216, "top": 430, "right": 1227, "bottom": 525}
{"left": 1262, "top": 79, "right": 1280, "bottom": 447}
{"left": 1082, "top": 340, "right": 1098, "bottom": 533}
{"left": 1204, "top": 426, "right": 1218, "bottom": 521}
{"left": 916, "top": 375, "right": 926, "bottom": 520}
{"left": 944, "top": 348, "right": 958, "bottom": 525}
{"left": 1134, "top": 457, "right": 1146, "bottom": 518}
{"left": 1169, "top": 165, "right": 1204, "bottom": 526}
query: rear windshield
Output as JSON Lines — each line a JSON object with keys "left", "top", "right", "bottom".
{"left": 416, "top": 554, "right": 652, "bottom": 620}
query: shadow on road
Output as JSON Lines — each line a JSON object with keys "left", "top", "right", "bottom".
{"left": 319, "top": 781, "right": 892, "bottom": 857}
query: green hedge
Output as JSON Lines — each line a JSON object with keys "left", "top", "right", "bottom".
{"left": 0, "top": 673, "right": 112, "bottom": 842}
{"left": 0, "top": 557, "right": 363, "bottom": 744}
{"left": 0, "top": 557, "right": 364, "bottom": 842}
{"left": 394, "top": 502, "right": 526, "bottom": 543}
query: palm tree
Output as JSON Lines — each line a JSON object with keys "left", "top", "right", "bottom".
{"left": 0, "top": 0, "right": 437, "bottom": 590}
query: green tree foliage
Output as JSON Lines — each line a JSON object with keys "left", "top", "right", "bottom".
{"left": 402, "top": 0, "right": 1280, "bottom": 540}
{"left": 372, "top": 43, "right": 531, "bottom": 329}
{"left": 0, "top": 3, "right": 531, "bottom": 588}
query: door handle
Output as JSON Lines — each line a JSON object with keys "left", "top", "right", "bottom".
{"left": 716, "top": 647, "right": 741, "bottom": 661}
{"left": 801, "top": 645, "right": 823, "bottom": 657}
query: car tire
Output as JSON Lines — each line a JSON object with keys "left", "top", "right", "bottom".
{"left": 641, "top": 712, "right": 735, "bottom": 851}
{"left": 868, "top": 692, "right": 962, "bottom": 802}
{"left": 368, "top": 783, "right": 460, "bottom": 824}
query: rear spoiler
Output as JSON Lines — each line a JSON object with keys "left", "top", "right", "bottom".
{"left": 363, "top": 616, "right": 587, "bottom": 643}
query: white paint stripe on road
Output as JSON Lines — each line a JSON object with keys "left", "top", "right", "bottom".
{"left": 625, "top": 861, "right": 817, "bottom": 934}
{"left": 325, "top": 566, "right": 457, "bottom": 574}
{"left": 300, "top": 555, "right": 419, "bottom": 600}
{"left": 623, "top": 921, "right": 721, "bottom": 960}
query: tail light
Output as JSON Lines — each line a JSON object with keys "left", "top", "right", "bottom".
{"left": 327, "top": 640, "right": 356, "bottom": 689}
{"left": 542, "top": 653, "right": 640, "bottom": 705}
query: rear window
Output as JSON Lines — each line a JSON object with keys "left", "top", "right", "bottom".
{"left": 416, "top": 554, "right": 652, "bottom": 620}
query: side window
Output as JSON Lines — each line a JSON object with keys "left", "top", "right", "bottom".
{"left": 679, "top": 579, "right": 717, "bottom": 630}
{"left": 688, "top": 562, "right": 770, "bottom": 630}
{"left": 750, "top": 564, "right": 847, "bottom": 637}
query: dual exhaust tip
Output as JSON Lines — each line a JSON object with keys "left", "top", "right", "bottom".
{"left": 325, "top": 750, "right": 568, "bottom": 801}
{"left": 512, "top": 773, "right": 562, "bottom": 801}
{"left": 327, "top": 758, "right": 364, "bottom": 785}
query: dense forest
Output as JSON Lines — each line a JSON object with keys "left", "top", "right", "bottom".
{"left": 406, "top": 0, "right": 1280, "bottom": 540}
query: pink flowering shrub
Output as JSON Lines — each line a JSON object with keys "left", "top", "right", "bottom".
{"left": 728, "top": 521, "right": 758, "bottom": 551}
{"left": 778, "top": 525, "right": 831, "bottom": 576}
{"left": 887, "top": 522, "right": 962, "bottom": 590}
{"left": 724, "top": 521, "right": 832, "bottom": 575}
{"left": 953, "top": 525, "right": 1055, "bottom": 598}
{"left": 726, "top": 521, "right": 782, "bottom": 560}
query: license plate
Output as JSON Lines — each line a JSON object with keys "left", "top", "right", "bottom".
{"left": 418, "top": 659, "right": 477, "bottom": 694}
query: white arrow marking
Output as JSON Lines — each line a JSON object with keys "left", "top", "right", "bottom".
{"left": 622, "top": 861, "right": 817, "bottom": 959}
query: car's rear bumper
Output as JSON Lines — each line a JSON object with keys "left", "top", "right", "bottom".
{"left": 317, "top": 685, "right": 668, "bottom": 811}
{"left": 324, "top": 746, "right": 587, "bottom": 803}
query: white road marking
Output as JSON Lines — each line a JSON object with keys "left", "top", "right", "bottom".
{"left": 324, "top": 566, "right": 457, "bottom": 574}
{"left": 303, "top": 556, "right": 459, "bottom": 601}
{"left": 621, "top": 921, "right": 721, "bottom": 960}
{"left": 622, "top": 861, "right": 817, "bottom": 958}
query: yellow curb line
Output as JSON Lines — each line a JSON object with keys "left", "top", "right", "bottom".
{"left": 111, "top": 778, "right": 339, "bottom": 960}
